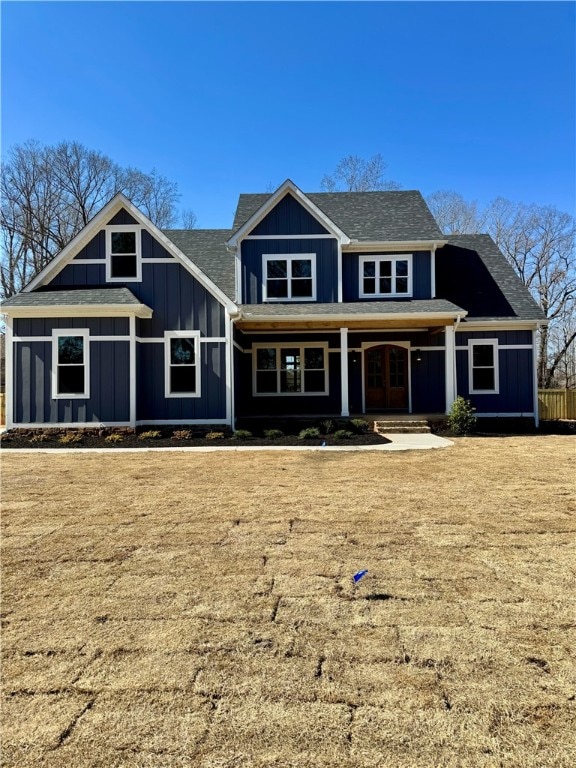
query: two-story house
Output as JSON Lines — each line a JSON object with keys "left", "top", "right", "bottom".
{"left": 0, "top": 179, "right": 546, "bottom": 430}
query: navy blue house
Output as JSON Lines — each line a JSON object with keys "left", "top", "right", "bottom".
{"left": 1, "top": 180, "right": 546, "bottom": 429}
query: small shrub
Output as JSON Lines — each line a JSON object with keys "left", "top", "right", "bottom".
{"left": 206, "top": 431, "right": 225, "bottom": 440}
{"left": 29, "top": 433, "right": 50, "bottom": 444}
{"left": 172, "top": 429, "right": 192, "bottom": 440}
{"left": 59, "top": 432, "right": 83, "bottom": 445}
{"left": 263, "top": 428, "right": 284, "bottom": 439}
{"left": 334, "top": 429, "right": 354, "bottom": 440}
{"left": 298, "top": 427, "right": 321, "bottom": 440}
{"left": 138, "top": 430, "right": 162, "bottom": 441}
{"left": 447, "top": 396, "right": 477, "bottom": 435}
{"left": 320, "top": 419, "right": 336, "bottom": 434}
{"left": 105, "top": 433, "right": 124, "bottom": 444}
{"left": 350, "top": 418, "right": 371, "bottom": 434}
{"left": 233, "top": 429, "right": 253, "bottom": 440}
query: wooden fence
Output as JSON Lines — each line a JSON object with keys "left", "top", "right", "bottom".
{"left": 538, "top": 389, "right": 576, "bottom": 421}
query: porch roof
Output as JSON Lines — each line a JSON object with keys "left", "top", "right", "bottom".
{"left": 236, "top": 299, "right": 466, "bottom": 330}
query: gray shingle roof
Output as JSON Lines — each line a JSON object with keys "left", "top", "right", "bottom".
{"left": 233, "top": 191, "right": 444, "bottom": 242}
{"left": 163, "top": 229, "right": 235, "bottom": 300}
{"left": 239, "top": 299, "right": 465, "bottom": 318}
{"left": 438, "top": 235, "right": 545, "bottom": 322}
{"left": 1, "top": 287, "right": 145, "bottom": 308}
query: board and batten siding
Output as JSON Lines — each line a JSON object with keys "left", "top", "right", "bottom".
{"left": 11, "top": 220, "right": 229, "bottom": 426}
{"left": 14, "top": 339, "right": 130, "bottom": 424}
{"left": 14, "top": 317, "right": 129, "bottom": 337}
{"left": 455, "top": 330, "right": 534, "bottom": 413}
{"left": 137, "top": 342, "right": 227, "bottom": 421}
{"left": 250, "top": 194, "right": 330, "bottom": 236}
{"left": 241, "top": 238, "right": 339, "bottom": 304}
{"left": 342, "top": 251, "right": 432, "bottom": 301}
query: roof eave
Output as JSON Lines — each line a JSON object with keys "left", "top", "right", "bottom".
{"left": 1, "top": 303, "right": 153, "bottom": 320}
{"left": 343, "top": 239, "right": 448, "bottom": 252}
{"left": 238, "top": 309, "right": 467, "bottom": 323}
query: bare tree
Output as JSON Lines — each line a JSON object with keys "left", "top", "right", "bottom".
{"left": 426, "top": 190, "right": 484, "bottom": 234}
{"left": 483, "top": 198, "right": 576, "bottom": 387}
{"left": 180, "top": 208, "right": 198, "bottom": 229}
{"left": 321, "top": 154, "right": 401, "bottom": 192}
{"left": 1, "top": 140, "right": 190, "bottom": 297}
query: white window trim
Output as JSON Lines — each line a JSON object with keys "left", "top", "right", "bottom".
{"left": 51, "top": 328, "right": 90, "bottom": 400}
{"left": 105, "top": 225, "right": 142, "bottom": 283}
{"left": 252, "top": 342, "right": 329, "bottom": 396}
{"left": 164, "top": 331, "right": 201, "bottom": 399}
{"left": 359, "top": 254, "right": 413, "bottom": 299}
{"left": 262, "top": 253, "right": 317, "bottom": 302}
{"left": 469, "top": 339, "right": 499, "bottom": 394}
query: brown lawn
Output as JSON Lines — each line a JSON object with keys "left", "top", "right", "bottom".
{"left": 1, "top": 436, "right": 575, "bottom": 767}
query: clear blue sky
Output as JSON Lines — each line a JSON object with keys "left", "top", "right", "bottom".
{"left": 2, "top": 1, "right": 574, "bottom": 228}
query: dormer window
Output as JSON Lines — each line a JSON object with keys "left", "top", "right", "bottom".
{"left": 263, "top": 253, "right": 316, "bottom": 301}
{"left": 106, "top": 226, "right": 142, "bottom": 282}
{"left": 359, "top": 255, "right": 412, "bottom": 298}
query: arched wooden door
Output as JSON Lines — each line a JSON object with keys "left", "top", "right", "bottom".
{"left": 365, "top": 345, "right": 409, "bottom": 410}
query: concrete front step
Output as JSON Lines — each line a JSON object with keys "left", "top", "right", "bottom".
{"left": 373, "top": 420, "right": 432, "bottom": 434}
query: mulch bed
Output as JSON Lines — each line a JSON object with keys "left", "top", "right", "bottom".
{"left": 0, "top": 428, "right": 390, "bottom": 450}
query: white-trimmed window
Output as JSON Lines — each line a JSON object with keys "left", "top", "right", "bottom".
{"left": 52, "top": 329, "right": 90, "bottom": 399}
{"left": 253, "top": 343, "right": 328, "bottom": 395}
{"left": 164, "top": 331, "right": 200, "bottom": 398}
{"left": 263, "top": 253, "right": 316, "bottom": 301}
{"left": 469, "top": 340, "right": 499, "bottom": 394}
{"left": 106, "top": 225, "right": 142, "bottom": 282}
{"left": 359, "top": 254, "right": 412, "bottom": 298}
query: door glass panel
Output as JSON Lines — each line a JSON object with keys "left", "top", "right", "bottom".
{"left": 389, "top": 348, "right": 405, "bottom": 387}
{"left": 367, "top": 350, "right": 383, "bottom": 389}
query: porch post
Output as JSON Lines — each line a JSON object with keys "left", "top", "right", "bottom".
{"left": 129, "top": 315, "right": 137, "bottom": 428}
{"left": 445, "top": 324, "right": 456, "bottom": 413}
{"left": 5, "top": 316, "right": 13, "bottom": 429}
{"left": 340, "top": 327, "right": 349, "bottom": 417}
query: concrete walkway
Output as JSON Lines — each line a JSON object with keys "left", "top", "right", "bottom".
{"left": 1, "top": 433, "right": 453, "bottom": 454}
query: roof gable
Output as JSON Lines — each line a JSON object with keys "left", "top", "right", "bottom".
{"left": 23, "top": 193, "right": 236, "bottom": 311}
{"left": 227, "top": 179, "right": 350, "bottom": 246}
{"left": 233, "top": 189, "right": 444, "bottom": 243}
{"left": 250, "top": 193, "right": 330, "bottom": 236}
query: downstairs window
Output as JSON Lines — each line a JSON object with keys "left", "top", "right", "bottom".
{"left": 164, "top": 332, "right": 201, "bottom": 398}
{"left": 52, "top": 330, "right": 90, "bottom": 399}
{"left": 254, "top": 344, "right": 328, "bottom": 395}
{"left": 469, "top": 340, "right": 499, "bottom": 394}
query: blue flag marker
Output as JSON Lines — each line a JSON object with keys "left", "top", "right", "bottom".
{"left": 353, "top": 569, "right": 368, "bottom": 583}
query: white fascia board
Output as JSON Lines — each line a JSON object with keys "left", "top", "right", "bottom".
{"left": 23, "top": 192, "right": 238, "bottom": 313}
{"left": 226, "top": 179, "right": 351, "bottom": 247}
{"left": 460, "top": 320, "right": 547, "bottom": 330}
{"left": 343, "top": 239, "right": 448, "bottom": 252}
{"left": 2, "top": 304, "right": 153, "bottom": 319}
{"left": 239, "top": 310, "right": 467, "bottom": 323}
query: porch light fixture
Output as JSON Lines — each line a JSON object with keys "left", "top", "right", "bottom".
{"left": 414, "top": 349, "right": 422, "bottom": 363}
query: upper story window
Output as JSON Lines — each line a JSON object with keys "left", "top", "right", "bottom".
{"left": 263, "top": 253, "right": 316, "bottom": 301}
{"left": 106, "top": 226, "right": 142, "bottom": 282}
{"left": 469, "top": 340, "right": 499, "bottom": 394}
{"left": 359, "top": 254, "right": 412, "bottom": 298}
{"left": 51, "top": 329, "right": 90, "bottom": 399}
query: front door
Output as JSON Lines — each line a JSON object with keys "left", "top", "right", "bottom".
{"left": 365, "top": 345, "right": 409, "bottom": 410}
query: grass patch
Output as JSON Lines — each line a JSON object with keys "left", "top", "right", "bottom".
{"left": 1, "top": 437, "right": 575, "bottom": 767}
